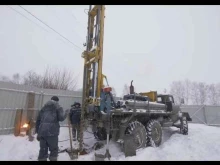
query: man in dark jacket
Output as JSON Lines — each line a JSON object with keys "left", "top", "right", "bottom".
{"left": 35, "top": 96, "right": 69, "bottom": 161}
{"left": 69, "top": 102, "right": 81, "bottom": 141}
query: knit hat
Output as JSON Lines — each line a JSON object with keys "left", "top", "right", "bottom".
{"left": 51, "top": 96, "right": 59, "bottom": 102}
{"left": 71, "top": 102, "right": 81, "bottom": 107}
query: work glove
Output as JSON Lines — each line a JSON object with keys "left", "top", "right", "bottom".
{"left": 37, "top": 134, "right": 41, "bottom": 141}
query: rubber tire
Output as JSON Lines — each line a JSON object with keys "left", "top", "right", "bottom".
{"left": 125, "top": 121, "right": 147, "bottom": 150}
{"left": 180, "top": 117, "right": 188, "bottom": 135}
{"left": 146, "top": 120, "right": 162, "bottom": 147}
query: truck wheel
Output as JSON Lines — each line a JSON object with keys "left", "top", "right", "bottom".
{"left": 180, "top": 117, "right": 188, "bottom": 135}
{"left": 125, "top": 121, "right": 146, "bottom": 149}
{"left": 146, "top": 120, "right": 162, "bottom": 147}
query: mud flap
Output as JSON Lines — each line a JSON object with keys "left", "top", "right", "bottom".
{"left": 182, "top": 112, "right": 192, "bottom": 121}
{"left": 123, "top": 134, "right": 136, "bottom": 157}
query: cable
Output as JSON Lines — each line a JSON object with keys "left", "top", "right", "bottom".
{"left": 66, "top": 9, "right": 87, "bottom": 30}
{"left": 19, "top": 5, "right": 83, "bottom": 51}
{"left": 46, "top": 6, "right": 84, "bottom": 43}
{"left": 6, "top": 5, "right": 79, "bottom": 50}
{"left": 6, "top": 5, "right": 49, "bottom": 33}
{"left": 67, "top": 9, "right": 87, "bottom": 28}
{"left": 69, "top": 10, "right": 77, "bottom": 20}
{"left": 18, "top": 5, "right": 83, "bottom": 51}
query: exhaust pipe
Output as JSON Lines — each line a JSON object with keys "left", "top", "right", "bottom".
{"left": 130, "top": 80, "right": 134, "bottom": 94}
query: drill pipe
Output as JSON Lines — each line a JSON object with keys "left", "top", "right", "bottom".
{"left": 119, "top": 100, "right": 166, "bottom": 110}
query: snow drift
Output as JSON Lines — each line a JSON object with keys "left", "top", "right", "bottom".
{"left": 0, "top": 123, "right": 220, "bottom": 161}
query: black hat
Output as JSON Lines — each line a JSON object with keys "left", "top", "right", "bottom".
{"left": 51, "top": 96, "right": 59, "bottom": 102}
{"left": 72, "top": 102, "right": 81, "bottom": 107}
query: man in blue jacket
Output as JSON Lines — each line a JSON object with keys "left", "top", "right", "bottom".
{"left": 35, "top": 96, "right": 69, "bottom": 161}
{"left": 69, "top": 102, "right": 81, "bottom": 141}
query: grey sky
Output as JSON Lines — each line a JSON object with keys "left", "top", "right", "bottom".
{"left": 0, "top": 5, "right": 220, "bottom": 96}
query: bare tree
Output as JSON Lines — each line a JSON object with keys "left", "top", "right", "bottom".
{"left": 169, "top": 79, "right": 220, "bottom": 105}
{"left": 0, "top": 75, "right": 11, "bottom": 82}
{"left": 207, "top": 84, "right": 218, "bottom": 105}
{"left": 215, "top": 83, "right": 220, "bottom": 105}
{"left": 190, "top": 82, "right": 200, "bottom": 105}
{"left": 170, "top": 81, "right": 185, "bottom": 105}
{"left": 12, "top": 73, "right": 21, "bottom": 84}
{"left": 197, "top": 82, "right": 208, "bottom": 105}
{"left": 23, "top": 70, "right": 43, "bottom": 87}
{"left": 22, "top": 67, "right": 78, "bottom": 90}
{"left": 183, "top": 79, "right": 191, "bottom": 105}
{"left": 42, "top": 67, "right": 78, "bottom": 90}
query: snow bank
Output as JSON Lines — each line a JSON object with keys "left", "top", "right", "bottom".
{"left": 120, "top": 124, "right": 220, "bottom": 161}
{"left": 0, "top": 124, "right": 220, "bottom": 161}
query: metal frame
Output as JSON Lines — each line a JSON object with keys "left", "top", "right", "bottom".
{"left": 80, "top": 5, "right": 106, "bottom": 152}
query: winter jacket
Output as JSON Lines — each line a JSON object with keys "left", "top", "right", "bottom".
{"left": 69, "top": 107, "right": 81, "bottom": 125}
{"left": 36, "top": 100, "right": 67, "bottom": 137}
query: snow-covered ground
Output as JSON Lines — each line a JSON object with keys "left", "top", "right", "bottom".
{"left": 0, "top": 123, "right": 220, "bottom": 161}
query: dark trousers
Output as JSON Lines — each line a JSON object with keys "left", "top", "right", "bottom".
{"left": 38, "top": 136, "right": 58, "bottom": 161}
{"left": 72, "top": 124, "right": 80, "bottom": 140}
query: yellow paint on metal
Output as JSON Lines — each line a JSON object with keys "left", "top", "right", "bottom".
{"left": 81, "top": 5, "right": 105, "bottom": 107}
{"left": 140, "top": 91, "right": 158, "bottom": 102}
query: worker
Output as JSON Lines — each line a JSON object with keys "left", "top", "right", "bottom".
{"left": 69, "top": 102, "right": 81, "bottom": 141}
{"left": 35, "top": 96, "right": 69, "bottom": 161}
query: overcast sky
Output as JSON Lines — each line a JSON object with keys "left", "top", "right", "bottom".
{"left": 0, "top": 5, "right": 220, "bottom": 96}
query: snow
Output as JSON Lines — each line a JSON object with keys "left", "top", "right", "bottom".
{"left": 0, "top": 123, "right": 220, "bottom": 161}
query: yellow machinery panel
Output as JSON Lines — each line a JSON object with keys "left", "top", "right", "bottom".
{"left": 139, "top": 91, "right": 157, "bottom": 102}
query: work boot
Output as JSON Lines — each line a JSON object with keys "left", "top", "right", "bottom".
{"left": 49, "top": 157, "right": 57, "bottom": 161}
{"left": 38, "top": 158, "right": 47, "bottom": 161}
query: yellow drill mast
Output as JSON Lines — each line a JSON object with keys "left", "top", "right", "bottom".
{"left": 79, "top": 5, "right": 105, "bottom": 152}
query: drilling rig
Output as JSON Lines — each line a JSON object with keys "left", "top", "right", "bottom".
{"left": 79, "top": 5, "right": 111, "bottom": 154}
{"left": 77, "top": 5, "right": 192, "bottom": 159}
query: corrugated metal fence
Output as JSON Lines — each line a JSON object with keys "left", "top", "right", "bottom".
{"left": 0, "top": 81, "right": 220, "bottom": 135}
{"left": 0, "top": 88, "right": 82, "bottom": 135}
{"left": 181, "top": 105, "right": 220, "bottom": 126}
{"left": 0, "top": 82, "right": 122, "bottom": 135}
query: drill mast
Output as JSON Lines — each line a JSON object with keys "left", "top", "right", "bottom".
{"left": 79, "top": 5, "right": 105, "bottom": 152}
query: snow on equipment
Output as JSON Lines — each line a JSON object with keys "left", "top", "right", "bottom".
{"left": 76, "top": 5, "right": 193, "bottom": 159}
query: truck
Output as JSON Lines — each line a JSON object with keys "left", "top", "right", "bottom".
{"left": 89, "top": 81, "right": 192, "bottom": 151}
{"left": 78, "top": 5, "right": 192, "bottom": 158}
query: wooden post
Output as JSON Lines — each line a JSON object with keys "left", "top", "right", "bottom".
{"left": 26, "top": 92, "right": 35, "bottom": 121}
{"left": 26, "top": 92, "right": 35, "bottom": 141}
{"left": 203, "top": 105, "right": 207, "bottom": 125}
{"left": 14, "top": 109, "right": 23, "bottom": 136}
